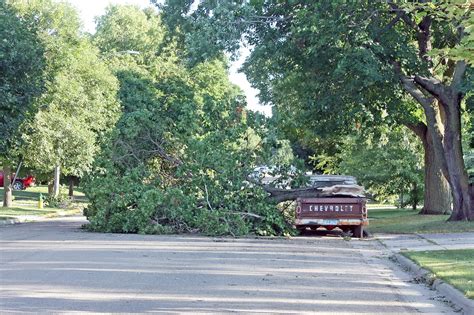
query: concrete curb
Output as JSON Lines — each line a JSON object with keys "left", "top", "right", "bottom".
{"left": 0, "top": 210, "right": 82, "bottom": 226}
{"left": 393, "top": 253, "right": 474, "bottom": 315}
{"left": 0, "top": 217, "right": 20, "bottom": 225}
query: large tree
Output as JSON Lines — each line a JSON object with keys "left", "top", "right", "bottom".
{"left": 161, "top": 0, "right": 473, "bottom": 220}
{"left": 0, "top": 2, "right": 44, "bottom": 207}
{"left": 11, "top": 0, "right": 120, "bottom": 197}
{"left": 21, "top": 39, "right": 119, "bottom": 197}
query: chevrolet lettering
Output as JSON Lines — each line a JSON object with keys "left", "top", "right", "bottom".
{"left": 295, "top": 197, "right": 367, "bottom": 238}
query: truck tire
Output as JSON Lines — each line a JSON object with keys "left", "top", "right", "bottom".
{"left": 12, "top": 180, "right": 24, "bottom": 190}
{"left": 296, "top": 226, "right": 308, "bottom": 235}
{"left": 352, "top": 225, "right": 364, "bottom": 238}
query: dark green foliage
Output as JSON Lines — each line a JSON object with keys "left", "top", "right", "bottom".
{"left": 83, "top": 5, "right": 295, "bottom": 236}
{"left": 160, "top": 0, "right": 428, "bottom": 176}
{"left": 83, "top": 64, "right": 292, "bottom": 236}
{"left": 337, "top": 127, "right": 424, "bottom": 207}
{"left": 18, "top": 1, "right": 120, "bottom": 178}
{"left": 0, "top": 2, "right": 45, "bottom": 157}
{"left": 162, "top": 0, "right": 474, "bottom": 220}
{"left": 45, "top": 191, "right": 70, "bottom": 208}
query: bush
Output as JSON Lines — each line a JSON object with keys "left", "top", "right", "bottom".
{"left": 45, "top": 188, "right": 71, "bottom": 208}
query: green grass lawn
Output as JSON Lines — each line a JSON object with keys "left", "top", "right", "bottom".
{"left": 403, "top": 249, "right": 474, "bottom": 299}
{"left": 367, "top": 208, "right": 474, "bottom": 234}
{"left": 367, "top": 203, "right": 397, "bottom": 209}
{"left": 0, "top": 185, "right": 86, "bottom": 218}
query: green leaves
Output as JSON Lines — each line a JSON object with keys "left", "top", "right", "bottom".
{"left": 337, "top": 127, "right": 424, "bottom": 204}
{"left": 0, "top": 2, "right": 45, "bottom": 158}
{"left": 12, "top": 0, "right": 120, "bottom": 177}
{"left": 402, "top": 0, "right": 474, "bottom": 64}
{"left": 94, "top": 5, "right": 165, "bottom": 63}
{"left": 85, "top": 56, "right": 293, "bottom": 235}
{"left": 82, "top": 5, "right": 295, "bottom": 236}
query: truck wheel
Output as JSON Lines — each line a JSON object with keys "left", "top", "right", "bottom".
{"left": 12, "top": 180, "right": 24, "bottom": 190}
{"left": 296, "top": 226, "right": 307, "bottom": 235}
{"left": 352, "top": 225, "right": 364, "bottom": 238}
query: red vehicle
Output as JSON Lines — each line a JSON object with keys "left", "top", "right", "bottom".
{"left": 0, "top": 171, "right": 35, "bottom": 190}
{"left": 295, "top": 197, "right": 368, "bottom": 238}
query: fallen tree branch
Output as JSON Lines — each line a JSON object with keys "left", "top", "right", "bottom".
{"left": 204, "top": 183, "right": 213, "bottom": 211}
{"left": 233, "top": 211, "right": 263, "bottom": 219}
{"left": 263, "top": 185, "right": 365, "bottom": 203}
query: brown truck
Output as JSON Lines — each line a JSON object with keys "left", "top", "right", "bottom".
{"left": 295, "top": 197, "right": 368, "bottom": 238}
{"left": 261, "top": 173, "right": 368, "bottom": 237}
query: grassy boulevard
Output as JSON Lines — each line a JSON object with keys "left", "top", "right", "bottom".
{"left": 367, "top": 207, "right": 474, "bottom": 234}
{"left": 0, "top": 186, "right": 86, "bottom": 220}
{"left": 367, "top": 206, "right": 474, "bottom": 300}
{"left": 403, "top": 249, "right": 474, "bottom": 299}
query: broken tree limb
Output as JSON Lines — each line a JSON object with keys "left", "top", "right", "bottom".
{"left": 234, "top": 211, "right": 263, "bottom": 219}
{"left": 320, "top": 184, "right": 366, "bottom": 197}
{"left": 264, "top": 185, "right": 365, "bottom": 203}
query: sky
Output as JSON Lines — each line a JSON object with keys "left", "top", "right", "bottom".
{"left": 66, "top": 0, "right": 271, "bottom": 116}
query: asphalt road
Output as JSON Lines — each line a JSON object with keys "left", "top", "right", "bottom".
{"left": 0, "top": 216, "right": 455, "bottom": 314}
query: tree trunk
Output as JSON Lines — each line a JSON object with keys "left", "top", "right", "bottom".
{"left": 52, "top": 165, "right": 60, "bottom": 198}
{"left": 3, "top": 164, "right": 13, "bottom": 208}
{"left": 68, "top": 176, "right": 74, "bottom": 198}
{"left": 412, "top": 182, "right": 417, "bottom": 211}
{"left": 399, "top": 191, "right": 403, "bottom": 209}
{"left": 406, "top": 63, "right": 472, "bottom": 220}
{"left": 420, "top": 129, "right": 451, "bottom": 214}
{"left": 406, "top": 123, "right": 451, "bottom": 214}
{"left": 470, "top": 184, "right": 474, "bottom": 207}
{"left": 442, "top": 95, "right": 473, "bottom": 221}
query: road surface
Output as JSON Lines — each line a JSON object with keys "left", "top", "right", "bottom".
{"left": 0, "top": 216, "right": 455, "bottom": 314}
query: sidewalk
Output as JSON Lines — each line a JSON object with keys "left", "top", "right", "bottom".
{"left": 374, "top": 232, "right": 474, "bottom": 315}
{"left": 376, "top": 232, "right": 474, "bottom": 252}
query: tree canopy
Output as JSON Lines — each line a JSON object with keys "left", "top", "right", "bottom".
{"left": 1, "top": 1, "right": 45, "bottom": 207}
{"left": 161, "top": 0, "right": 474, "bottom": 220}
{"left": 0, "top": 1, "right": 44, "bottom": 158}
{"left": 337, "top": 127, "right": 424, "bottom": 208}
{"left": 11, "top": 0, "right": 120, "bottom": 181}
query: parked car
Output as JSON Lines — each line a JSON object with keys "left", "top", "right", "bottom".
{"left": 0, "top": 171, "right": 35, "bottom": 190}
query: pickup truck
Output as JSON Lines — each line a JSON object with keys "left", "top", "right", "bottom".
{"left": 0, "top": 171, "right": 35, "bottom": 190}
{"left": 295, "top": 197, "right": 368, "bottom": 238}
{"left": 294, "top": 175, "right": 367, "bottom": 238}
